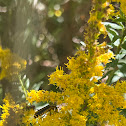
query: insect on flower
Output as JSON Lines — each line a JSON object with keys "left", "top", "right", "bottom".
{"left": 34, "top": 104, "right": 57, "bottom": 118}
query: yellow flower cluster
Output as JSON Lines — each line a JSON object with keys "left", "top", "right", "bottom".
{"left": 112, "top": 0, "right": 126, "bottom": 15}
{"left": 85, "top": 0, "right": 115, "bottom": 57}
{"left": 21, "top": 108, "right": 36, "bottom": 126}
{"left": 88, "top": 83, "right": 126, "bottom": 125}
{"left": 0, "top": 46, "right": 27, "bottom": 81}
{"left": 27, "top": 49, "right": 126, "bottom": 125}
{"left": 0, "top": 95, "right": 36, "bottom": 126}
{"left": 0, "top": 94, "right": 22, "bottom": 126}
{"left": 26, "top": 1, "right": 126, "bottom": 125}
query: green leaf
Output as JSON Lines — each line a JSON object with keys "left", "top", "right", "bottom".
{"left": 119, "top": 59, "right": 126, "bottom": 64}
{"left": 112, "top": 35, "right": 120, "bottom": 43}
{"left": 25, "top": 78, "right": 30, "bottom": 89}
{"left": 113, "top": 39, "right": 120, "bottom": 46}
{"left": 116, "top": 49, "right": 126, "bottom": 60}
{"left": 111, "top": 35, "right": 120, "bottom": 47}
{"left": 103, "top": 22, "right": 123, "bottom": 30}
{"left": 115, "top": 70, "right": 124, "bottom": 78}
{"left": 32, "top": 81, "right": 43, "bottom": 90}
{"left": 111, "top": 75, "right": 121, "bottom": 83}
{"left": 116, "top": 54, "right": 126, "bottom": 60}
{"left": 106, "top": 27, "right": 119, "bottom": 42}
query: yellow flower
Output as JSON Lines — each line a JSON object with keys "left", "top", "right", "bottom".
{"left": 55, "top": 10, "right": 62, "bottom": 17}
{"left": 89, "top": 87, "right": 94, "bottom": 93}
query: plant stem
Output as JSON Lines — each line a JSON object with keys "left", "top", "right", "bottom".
{"left": 18, "top": 75, "right": 27, "bottom": 97}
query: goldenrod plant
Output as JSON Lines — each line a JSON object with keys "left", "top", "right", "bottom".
{"left": 1, "top": 0, "right": 126, "bottom": 126}
{"left": 0, "top": 46, "right": 26, "bottom": 81}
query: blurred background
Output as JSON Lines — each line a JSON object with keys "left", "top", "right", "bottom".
{"left": 0, "top": 0, "right": 91, "bottom": 104}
